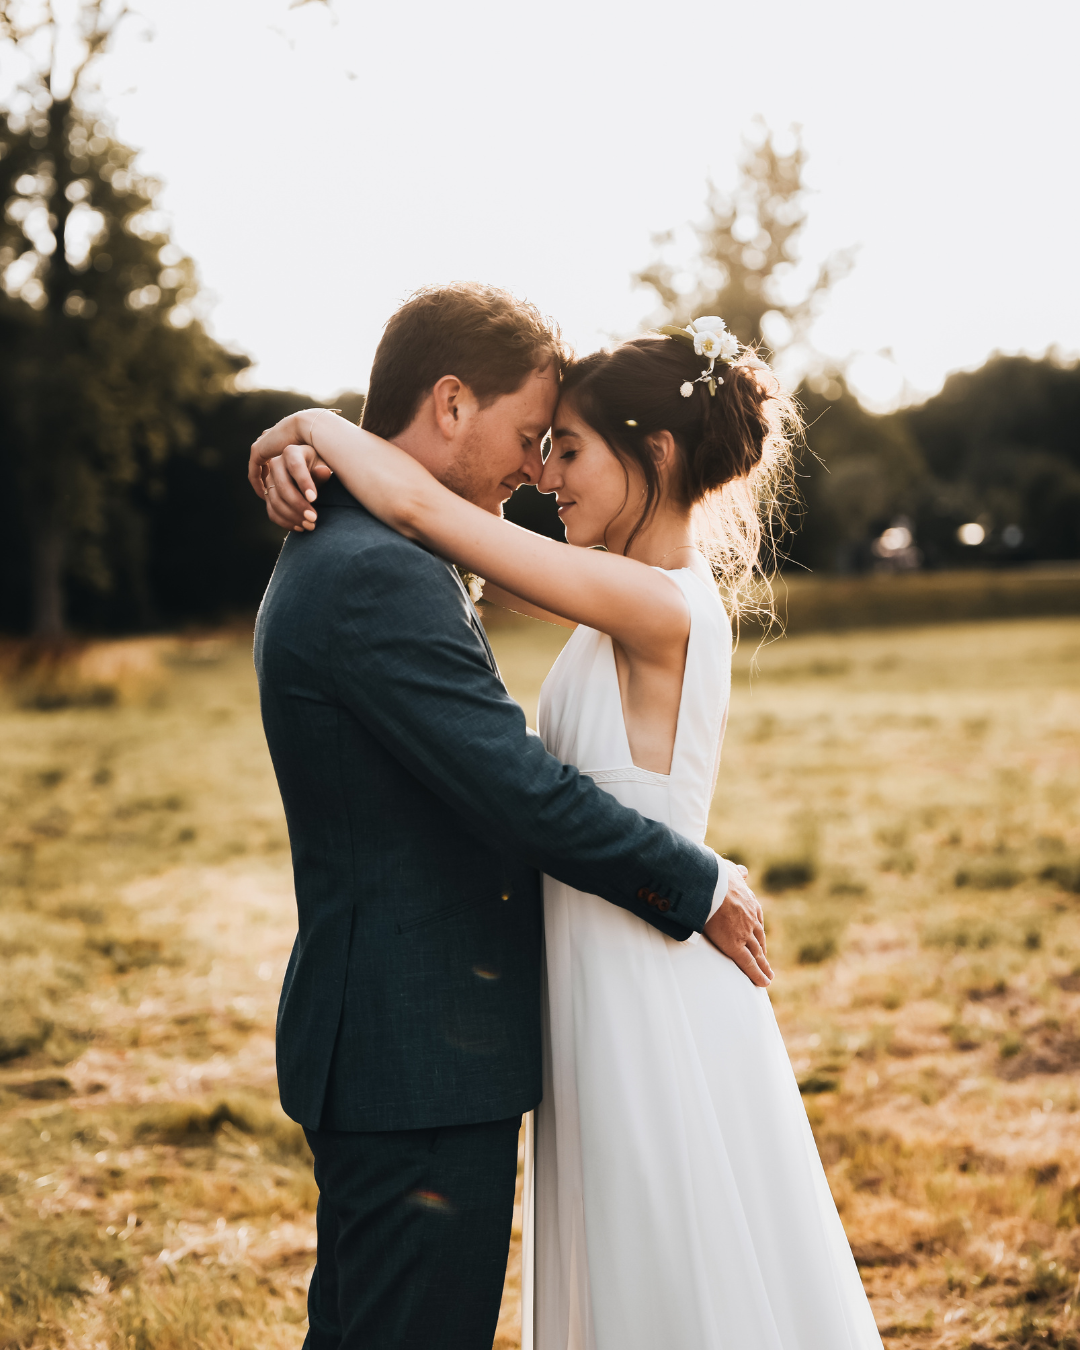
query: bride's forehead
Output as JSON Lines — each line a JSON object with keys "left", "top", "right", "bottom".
{"left": 551, "top": 399, "right": 592, "bottom": 438}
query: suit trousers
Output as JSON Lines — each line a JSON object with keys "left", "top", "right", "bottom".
{"left": 302, "top": 1115, "right": 522, "bottom": 1350}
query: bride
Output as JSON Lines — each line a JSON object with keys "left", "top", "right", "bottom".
{"left": 250, "top": 320, "right": 883, "bottom": 1350}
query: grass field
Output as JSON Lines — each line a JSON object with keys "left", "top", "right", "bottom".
{"left": 1, "top": 612, "right": 1078, "bottom": 1348}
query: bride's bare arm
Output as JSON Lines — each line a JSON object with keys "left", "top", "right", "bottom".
{"left": 249, "top": 411, "right": 687, "bottom": 660}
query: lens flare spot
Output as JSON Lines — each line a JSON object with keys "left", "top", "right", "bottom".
{"left": 957, "top": 522, "right": 985, "bottom": 546}
{"left": 408, "top": 1189, "right": 453, "bottom": 1213}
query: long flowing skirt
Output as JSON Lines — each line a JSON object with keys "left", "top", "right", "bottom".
{"left": 522, "top": 879, "right": 883, "bottom": 1350}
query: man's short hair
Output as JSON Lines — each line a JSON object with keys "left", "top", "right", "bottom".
{"left": 361, "top": 283, "right": 570, "bottom": 439}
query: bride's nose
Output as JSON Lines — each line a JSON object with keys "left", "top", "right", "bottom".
{"left": 538, "top": 457, "right": 561, "bottom": 493}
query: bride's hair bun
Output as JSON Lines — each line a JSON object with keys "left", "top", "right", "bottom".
{"left": 560, "top": 334, "right": 799, "bottom": 626}
{"left": 688, "top": 360, "right": 772, "bottom": 497}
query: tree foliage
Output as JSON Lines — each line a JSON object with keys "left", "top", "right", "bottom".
{"left": 904, "top": 354, "right": 1080, "bottom": 566}
{"left": 0, "top": 0, "right": 243, "bottom": 635}
{"left": 635, "top": 122, "right": 854, "bottom": 358}
{"left": 637, "top": 128, "right": 1080, "bottom": 574}
{"left": 784, "top": 357, "right": 1080, "bottom": 573}
{"left": 787, "top": 381, "right": 927, "bottom": 573}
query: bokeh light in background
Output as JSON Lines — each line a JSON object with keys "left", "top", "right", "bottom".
{"left": 17, "top": 0, "right": 1074, "bottom": 405}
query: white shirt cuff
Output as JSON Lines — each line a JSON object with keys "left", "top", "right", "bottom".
{"left": 708, "top": 856, "right": 731, "bottom": 921}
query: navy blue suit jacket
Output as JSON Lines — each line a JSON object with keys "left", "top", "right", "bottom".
{"left": 254, "top": 479, "right": 719, "bottom": 1131}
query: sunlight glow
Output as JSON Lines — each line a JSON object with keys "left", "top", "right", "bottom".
{"left": 3, "top": 0, "right": 1076, "bottom": 405}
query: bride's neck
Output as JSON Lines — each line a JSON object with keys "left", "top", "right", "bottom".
{"left": 621, "top": 506, "right": 697, "bottom": 571}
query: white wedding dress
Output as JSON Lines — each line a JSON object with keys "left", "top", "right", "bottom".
{"left": 521, "top": 568, "right": 882, "bottom": 1350}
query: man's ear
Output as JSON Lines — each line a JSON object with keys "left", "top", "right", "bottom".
{"left": 431, "top": 375, "right": 472, "bottom": 442}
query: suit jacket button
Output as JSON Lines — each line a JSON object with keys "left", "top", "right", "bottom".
{"left": 637, "top": 887, "right": 649, "bottom": 901}
{"left": 657, "top": 898, "right": 671, "bottom": 912}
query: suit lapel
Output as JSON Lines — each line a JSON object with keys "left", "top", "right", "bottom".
{"left": 470, "top": 608, "right": 501, "bottom": 680}
{"left": 446, "top": 564, "right": 502, "bottom": 682}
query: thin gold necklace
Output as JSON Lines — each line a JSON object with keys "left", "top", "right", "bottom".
{"left": 655, "top": 544, "right": 700, "bottom": 568}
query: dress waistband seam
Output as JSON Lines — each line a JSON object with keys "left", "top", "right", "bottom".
{"left": 581, "top": 765, "right": 671, "bottom": 786}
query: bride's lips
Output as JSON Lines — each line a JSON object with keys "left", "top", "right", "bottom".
{"left": 557, "top": 501, "right": 575, "bottom": 516}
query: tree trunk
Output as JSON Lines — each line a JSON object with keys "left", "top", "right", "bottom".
{"left": 32, "top": 516, "right": 66, "bottom": 639}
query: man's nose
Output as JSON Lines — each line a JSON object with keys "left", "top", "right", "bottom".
{"left": 519, "top": 440, "right": 545, "bottom": 486}
{"left": 538, "top": 455, "right": 559, "bottom": 494}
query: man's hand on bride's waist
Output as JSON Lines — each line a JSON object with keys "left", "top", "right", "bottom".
{"left": 703, "top": 858, "right": 772, "bottom": 987}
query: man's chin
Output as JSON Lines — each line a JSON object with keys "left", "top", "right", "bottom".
{"left": 462, "top": 482, "right": 511, "bottom": 515}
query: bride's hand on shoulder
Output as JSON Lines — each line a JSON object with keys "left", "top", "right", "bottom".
{"left": 248, "top": 411, "right": 334, "bottom": 532}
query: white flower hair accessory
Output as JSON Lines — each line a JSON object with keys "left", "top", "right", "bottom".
{"left": 659, "top": 315, "right": 741, "bottom": 396}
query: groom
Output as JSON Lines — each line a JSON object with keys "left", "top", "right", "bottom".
{"left": 252, "top": 283, "right": 768, "bottom": 1350}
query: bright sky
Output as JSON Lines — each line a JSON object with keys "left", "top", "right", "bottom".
{"left": 33, "top": 0, "right": 1080, "bottom": 408}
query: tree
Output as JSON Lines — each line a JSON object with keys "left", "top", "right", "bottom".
{"left": 787, "top": 380, "right": 927, "bottom": 573}
{"left": 634, "top": 125, "right": 879, "bottom": 573}
{"left": 904, "top": 354, "right": 1080, "bottom": 565}
{"left": 635, "top": 122, "right": 853, "bottom": 363}
{"left": 0, "top": 0, "right": 243, "bottom": 636}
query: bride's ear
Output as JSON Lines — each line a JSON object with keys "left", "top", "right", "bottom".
{"left": 644, "top": 430, "right": 678, "bottom": 476}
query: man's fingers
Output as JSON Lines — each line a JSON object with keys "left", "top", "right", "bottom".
{"left": 731, "top": 944, "right": 771, "bottom": 988}
{"left": 745, "top": 936, "right": 775, "bottom": 982}
{"left": 745, "top": 939, "right": 777, "bottom": 982}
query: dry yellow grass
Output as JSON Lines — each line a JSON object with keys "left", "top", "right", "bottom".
{"left": 1, "top": 613, "right": 1078, "bottom": 1348}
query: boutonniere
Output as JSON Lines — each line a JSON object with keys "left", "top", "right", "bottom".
{"left": 455, "top": 567, "right": 485, "bottom": 604}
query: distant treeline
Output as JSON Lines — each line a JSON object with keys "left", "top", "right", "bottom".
{"left": 4, "top": 62, "right": 1074, "bottom": 637}
{"left": 791, "top": 353, "right": 1080, "bottom": 575}
{"left": 2, "top": 352, "right": 1077, "bottom": 634}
